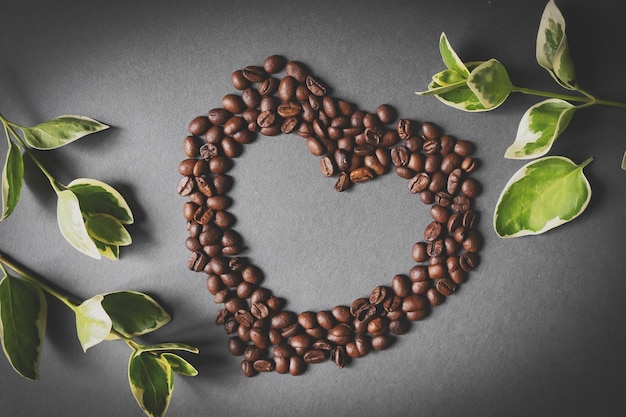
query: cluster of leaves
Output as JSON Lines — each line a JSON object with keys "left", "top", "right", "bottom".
{"left": 417, "top": 0, "right": 625, "bottom": 238}
{"left": 0, "top": 254, "right": 198, "bottom": 417}
{"left": 1, "top": 114, "right": 132, "bottom": 259}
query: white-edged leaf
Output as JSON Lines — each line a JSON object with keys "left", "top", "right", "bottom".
{"left": 494, "top": 156, "right": 593, "bottom": 238}
{"left": 18, "top": 115, "right": 109, "bottom": 150}
{"left": 101, "top": 291, "right": 171, "bottom": 338}
{"left": 416, "top": 79, "right": 467, "bottom": 96}
{"left": 505, "top": 98, "right": 576, "bottom": 159}
{"left": 85, "top": 213, "right": 131, "bottom": 246}
{"left": 439, "top": 32, "right": 470, "bottom": 78}
{"left": 428, "top": 80, "right": 490, "bottom": 112}
{"left": 621, "top": 151, "right": 626, "bottom": 170}
{"left": 56, "top": 190, "right": 100, "bottom": 259}
{"left": 93, "top": 239, "right": 120, "bottom": 260}
{"left": 0, "top": 273, "right": 47, "bottom": 380}
{"left": 67, "top": 178, "right": 133, "bottom": 224}
{"left": 536, "top": 0, "right": 576, "bottom": 89}
{"left": 1, "top": 137, "right": 24, "bottom": 221}
{"left": 128, "top": 351, "right": 174, "bottom": 417}
{"left": 466, "top": 59, "right": 513, "bottom": 109}
{"left": 74, "top": 294, "right": 112, "bottom": 352}
{"left": 138, "top": 343, "right": 199, "bottom": 355}
{"left": 162, "top": 353, "right": 198, "bottom": 377}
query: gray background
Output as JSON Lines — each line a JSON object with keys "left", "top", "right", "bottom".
{"left": 1, "top": 0, "right": 625, "bottom": 416}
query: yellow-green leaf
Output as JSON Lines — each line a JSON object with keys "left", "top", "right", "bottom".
{"left": 74, "top": 295, "right": 112, "bottom": 352}
{"left": 162, "top": 353, "right": 198, "bottom": 377}
{"left": 101, "top": 291, "right": 171, "bottom": 338}
{"left": 466, "top": 59, "right": 513, "bottom": 109}
{"left": 67, "top": 178, "right": 133, "bottom": 224}
{"left": 439, "top": 32, "right": 470, "bottom": 78}
{"left": 57, "top": 190, "right": 100, "bottom": 259}
{"left": 128, "top": 352, "right": 174, "bottom": 417}
{"left": 0, "top": 273, "right": 47, "bottom": 380}
{"left": 494, "top": 156, "right": 593, "bottom": 238}
{"left": 18, "top": 115, "right": 109, "bottom": 150}
{"left": 1, "top": 136, "right": 24, "bottom": 221}
{"left": 85, "top": 213, "right": 131, "bottom": 246}
{"left": 505, "top": 99, "right": 576, "bottom": 159}
{"left": 536, "top": 0, "right": 576, "bottom": 89}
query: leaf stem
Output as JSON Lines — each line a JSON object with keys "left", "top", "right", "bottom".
{"left": 0, "top": 252, "right": 78, "bottom": 310}
{"left": 512, "top": 87, "right": 626, "bottom": 108}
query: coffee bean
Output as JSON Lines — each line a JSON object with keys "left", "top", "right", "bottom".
{"left": 177, "top": 176, "right": 194, "bottom": 196}
{"left": 285, "top": 60, "right": 310, "bottom": 83}
{"left": 461, "top": 178, "right": 481, "bottom": 198}
{"left": 189, "top": 116, "right": 211, "bottom": 136}
{"left": 349, "top": 167, "right": 374, "bottom": 183}
{"left": 303, "top": 349, "right": 327, "bottom": 364}
{"left": 263, "top": 54, "right": 287, "bottom": 74}
{"left": 334, "top": 172, "right": 350, "bottom": 192}
{"left": 305, "top": 75, "right": 327, "bottom": 96}
{"left": 208, "top": 108, "right": 232, "bottom": 125}
{"left": 421, "top": 122, "right": 441, "bottom": 140}
{"left": 327, "top": 323, "right": 354, "bottom": 345}
{"left": 258, "top": 77, "right": 279, "bottom": 96}
{"left": 232, "top": 70, "right": 251, "bottom": 90}
{"left": 391, "top": 146, "right": 409, "bottom": 166}
{"left": 454, "top": 139, "right": 475, "bottom": 157}
{"left": 409, "top": 173, "right": 430, "bottom": 194}
{"left": 288, "top": 355, "right": 306, "bottom": 376}
{"left": 376, "top": 104, "right": 397, "bottom": 125}
{"left": 277, "top": 101, "right": 302, "bottom": 118}
{"left": 447, "top": 168, "right": 463, "bottom": 195}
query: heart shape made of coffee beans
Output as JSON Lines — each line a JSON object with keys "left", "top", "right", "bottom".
{"left": 178, "top": 55, "right": 482, "bottom": 377}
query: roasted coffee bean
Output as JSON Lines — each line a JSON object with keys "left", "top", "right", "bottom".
{"left": 454, "top": 139, "right": 475, "bottom": 157}
{"left": 232, "top": 70, "right": 251, "bottom": 90}
{"left": 281, "top": 117, "right": 298, "bottom": 134}
{"left": 241, "top": 88, "right": 261, "bottom": 109}
{"left": 391, "top": 274, "right": 411, "bottom": 297}
{"left": 208, "top": 108, "right": 232, "bottom": 125}
{"left": 331, "top": 305, "right": 352, "bottom": 323}
{"left": 221, "top": 94, "right": 246, "bottom": 114}
{"left": 182, "top": 202, "right": 197, "bottom": 221}
{"left": 447, "top": 168, "right": 463, "bottom": 195}
{"left": 424, "top": 221, "right": 443, "bottom": 242}
{"left": 277, "top": 101, "right": 302, "bottom": 118}
{"left": 435, "top": 278, "right": 458, "bottom": 296}
{"left": 188, "top": 251, "right": 208, "bottom": 272}
{"left": 242, "top": 65, "right": 267, "bottom": 83}
{"left": 369, "top": 286, "right": 389, "bottom": 305}
{"left": 322, "top": 96, "right": 339, "bottom": 118}
{"left": 319, "top": 155, "right": 335, "bottom": 177}
{"left": 331, "top": 346, "right": 346, "bottom": 368}
{"left": 376, "top": 104, "right": 397, "bottom": 125}
{"left": 364, "top": 154, "right": 386, "bottom": 175}
{"left": 439, "top": 134, "right": 456, "bottom": 154}
{"left": 209, "top": 156, "right": 233, "bottom": 174}
{"left": 305, "top": 75, "right": 327, "bottom": 96}
{"left": 288, "top": 355, "right": 306, "bottom": 376}
{"left": 409, "top": 173, "right": 430, "bottom": 194}
{"left": 334, "top": 172, "right": 350, "bottom": 192}
{"left": 452, "top": 195, "right": 471, "bottom": 212}
{"left": 391, "top": 146, "right": 409, "bottom": 166}
{"left": 223, "top": 116, "right": 246, "bottom": 136}
{"left": 349, "top": 167, "right": 374, "bottom": 183}
{"left": 461, "top": 156, "right": 478, "bottom": 173}
{"left": 428, "top": 171, "right": 447, "bottom": 193}
{"left": 306, "top": 137, "right": 325, "bottom": 156}
{"left": 412, "top": 242, "right": 429, "bottom": 262}
{"left": 462, "top": 209, "right": 478, "bottom": 229}
{"left": 241, "top": 360, "right": 258, "bottom": 377}
{"left": 422, "top": 138, "right": 440, "bottom": 154}
{"left": 263, "top": 54, "right": 286, "bottom": 74}
{"left": 398, "top": 121, "right": 418, "bottom": 143}
{"left": 259, "top": 95, "right": 280, "bottom": 112}
{"left": 435, "top": 191, "right": 453, "bottom": 207}
{"left": 177, "top": 176, "right": 194, "bottom": 196}
{"left": 371, "top": 334, "right": 394, "bottom": 351}
{"left": 421, "top": 122, "right": 441, "bottom": 140}
{"left": 462, "top": 229, "right": 483, "bottom": 253}
{"left": 460, "top": 252, "right": 480, "bottom": 271}
{"left": 327, "top": 323, "right": 354, "bottom": 345}
{"left": 183, "top": 135, "right": 201, "bottom": 157}
{"left": 189, "top": 116, "right": 211, "bottom": 136}
{"left": 258, "top": 77, "right": 279, "bottom": 96}
{"left": 221, "top": 136, "right": 242, "bottom": 158}
{"left": 253, "top": 359, "right": 274, "bottom": 372}
{"left": 278, "top": 75, "right": 297, "bottom": 101}
{"left": 461, "top": 178, "right": 481, "bottom": 198}
{"left": 285, "top": 60, "right": 310, "bottom": 83}
{"left": 303, "top": 349, "right": 327, "bottom": 364}
{"left": 396, "top": 166, "right": 416, "bottom": 179}
{"left": 241, "top": 265, "right": 263, "bottom": 285}
{"left": 441, "top": 152, "right": 462, "bottom": 174}
{"left": 199, "top": 143, "right": 219, "bottom": 159}
{"left": 256, "top": 110, "right": 276, "bottom": 128}
{"left": 424, "top": 154, "right": 441, "bottom": 174}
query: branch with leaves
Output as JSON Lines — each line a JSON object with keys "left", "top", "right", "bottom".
{"left": 0, "top": 253, "right": 198, "bottom": 417}
{"left": 417, "top": 0, "right": 625, "bottom": 237}
{"left": 1, "top": 113, "right": 132, "bottom": 259}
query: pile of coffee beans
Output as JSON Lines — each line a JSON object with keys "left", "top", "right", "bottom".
{"left": 178, "top": 55, "right": 482, "bottom": 376}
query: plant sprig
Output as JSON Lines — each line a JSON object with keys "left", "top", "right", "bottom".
{"left": 417, "top": 0, "right": 625, "bottom": 237}
{"left": 0, "top": 113, "right": 133, "bottom": 259}
{"left": 0, "top": 252, "right": 198, "bottom": 417}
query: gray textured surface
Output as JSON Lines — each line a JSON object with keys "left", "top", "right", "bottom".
{"left": 1, "top": 0, "right": 625, "bottom": 416}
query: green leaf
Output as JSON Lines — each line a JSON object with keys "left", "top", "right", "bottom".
{"left": 0, "top": 273, "right": 47, "bottom": 380}
{"left": 67, "top": 178, "right": 133, "bottom": 224}
{"left": 432, "top": 69, "right": 466, "bottom": 86}
{"left": 93, "top": 239, "right": 120, "bottom": 260}
{"left": 439, "top": 33, "right": 470, "bottom": 78}
{"left": 494, "top": 156, "right": 593, "bottom": 238}
{"left": 536, "top": 0, "right": 577, "bottom": 89}
{"left": 429, "top": 80, "right": 490, "bottom": 112}
{"left": 466, "top": 59, "right": 513, "bottom": 109}
{"left": 138, "top": 342, "right": 199, "bottom": 354}
{"left": 74, "top": 294, "right": 112, "bottom": 352}
{"left": 416, "top": 79, "right": 467, "bottom": 96}
{"left": 505, "top": 99, "right": 576, "bottom": 159}
{"left": 101, "top": 291, "right": 171, "bottom": 338}
{"left": 1, "top": 137, "right": 24, "bottom": 221}
{"left": 85, "top": 213, "right": 132, "bottom": 246}
{"left": 56, "top": 190, "right": 101, "bottom": 259}
{"left": 128, "top": 352, "right": 174, "bottom": 417}
{"left": 161, "top": 353, "right": 198, "bottom": 377}
{"left": 18, "top": 115, "right": 109, "bottom": 150}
